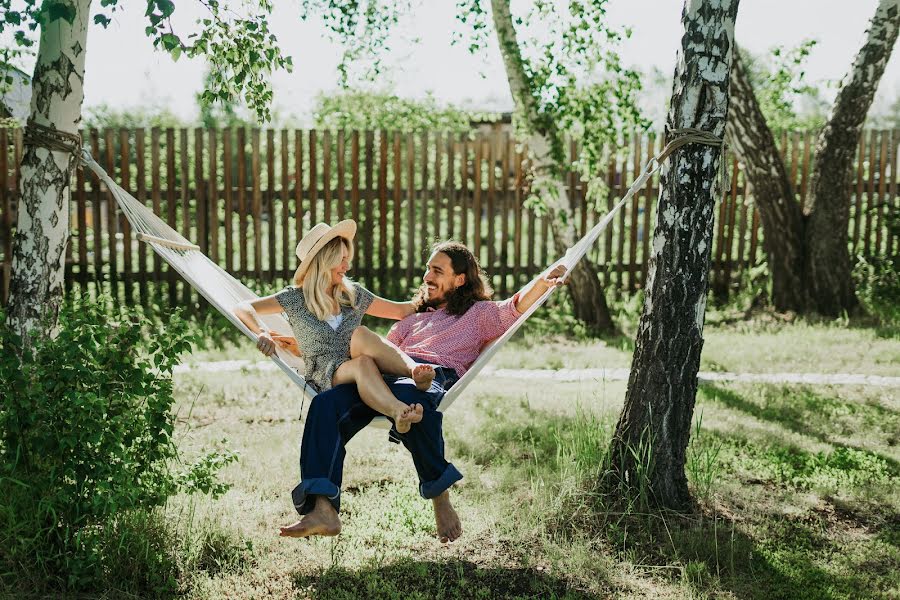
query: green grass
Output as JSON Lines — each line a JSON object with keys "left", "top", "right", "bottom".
{"left": 7, "top": 318, "right": 897, "bottom": 599}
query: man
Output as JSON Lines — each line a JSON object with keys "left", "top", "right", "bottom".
{"left": 259, "top": 241, "right": 566, "bottom": 542}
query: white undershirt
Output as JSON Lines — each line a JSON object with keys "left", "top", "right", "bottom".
{"left": 325, "top": 313, "right": 344, "bottom": 331}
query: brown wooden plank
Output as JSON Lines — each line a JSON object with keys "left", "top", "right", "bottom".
{"left": 195, "top": 129, "right": 207, "bottom": 256}
{"left": 616, "top": 145, "right": 627, "bottom": 290}
{"left": 323, "top": 129, "right": 332, "bottom": 223}
{"left": 281, "top": 129, "right": 290, "bottom": 278}
{"left": 876, "top": 130, "right": 888, "bottom": 255}
{"left": 789, "top": 131, "right": 800, "bottom": 198}
{"left": 0, "top": 128, "right": 8, "bottom": 303}
{"left": 179, "top": 129, "right": 191, "bottom": 307}
{"left": 133, "top": 129, "right": 146, "bottom": 296}
{"left": 890, "top": 129, "right": 899, "bottom": 255}
{"left": 223, "top": 128, "right": 234, "bottom": 272}
{"left": 460, "top": 134, "right": 469, "bottom": 246}
{"left": 363, "top": 130, "right": 374, "bottom": 284}
{"left": 714, "top": 151, "right": 730, "bottom": 292}
{"left": 629, "top": 135, "right": 641, "bottom": 291}
{"left": 513, "top": 138, "right": 523, "bottom": 286}
{"left": 406, "top": 133, "right": 415, "bottom": 289}
{"left": 723, "top": 155, "right": 740, "bottom": 290}
{"left": 308, "top": 129, "right": 318, "bottom": 226}
{"left": 237, "top": 128, "right": 248, "bottom": 276}
{"left": 153, "top": 128, "right": 164, "bottom": 286}
{"left": 572, "top": 137, "right": 584, "bottom": 237}
{"left": 736, "top": 159, "right": 749, "bottom": 269}
{"left": 90, "top": 130, "right": 103, "bottom": 285}
{"left": 337, "top": 129, "right": 346, "bottom": 221}
{"left": 500, "top": 131, "right": 511, "bottom": 296}
{"left": 749, "top": 206, "right": 761, "bottom": 265}
{"left": 447, "top": 134, "right": 456, "bottom": 240}
{"left": 473, "top": 136, "right": 483, "bottom": 263}
{"left": 604, "top": 152, "right": 615, "bottom": 289}
{"left": 487, "top": 133, "right": 496, "bottom": 277}
{"left": 864, "top": 130, "right": 876, "bottom": 255}
{"left": 351, "top": 131, "right": 361, "bottom": 277}
{"left": 852, "top": 130, "right": 866, "bottom": 253}
{"left": 393, "top": 132, "right": 402, "bottom": 289}
{"left": 266, "top": 128, "right": 276, "bottom": 279}
{"left": 251, "top": 129, "right": 262, "bottom": 279}
{"left": 104, "top": 129, "right": 118, "bottom": 288}
{"left": 641, "top": 135, "right": 656, "bottom": 289}
{"left": 434, "top": 131, "right": 443, "bottom": 243}
{"left": 295, "top": 129, "right": 304, "bottom": 251}
{"left": 419, "top": 131, "right": 429, "bottom": 265}
{"left": 77, "top": 130, "right": 89, "bottom": 272}
{"left": 379, "top": 130, "right": 389, "bottom": 287}
{"left": 208, "top": 129, "right": 219, "bottom": 264}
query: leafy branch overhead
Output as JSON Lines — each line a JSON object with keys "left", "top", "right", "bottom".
{"left": 0, "top": 0, "right": 293, "bottom": 122}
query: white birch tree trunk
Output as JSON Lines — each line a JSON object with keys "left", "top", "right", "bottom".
{"left": 7, "top": 0, "right": 91, "bottom": 345}
{"left": 490, "top": 0, "right": 615, "bottom": 333}
{"left": 608, "top": 0, "right": 739, "bottom": 511}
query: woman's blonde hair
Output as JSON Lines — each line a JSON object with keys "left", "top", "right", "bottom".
{"left": 295, "top": 236, "right": 356, "bottom": 321}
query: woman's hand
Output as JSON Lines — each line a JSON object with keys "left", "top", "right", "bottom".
{"left": 272, "top": 334, "right": 302, "bottom": 357}
{"left": 256, "top": 331, "right": 277, "bottom": 356}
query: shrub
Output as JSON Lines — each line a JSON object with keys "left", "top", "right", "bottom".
{"left": 0, "top": 299, "right": 236, "bottom": 593}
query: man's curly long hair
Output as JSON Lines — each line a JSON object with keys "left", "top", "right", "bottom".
{"left": 412, "top": 241, "right": 493, "bottom": 316}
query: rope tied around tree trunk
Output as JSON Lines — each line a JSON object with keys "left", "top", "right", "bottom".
{"left": 23, "top": 121, "right": 83, "bottom": 170}
{"left": 644, "top": 127, "right": 728, "bottom": 196}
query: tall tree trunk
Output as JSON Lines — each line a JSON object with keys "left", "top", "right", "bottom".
{"left": 7, "top": 0, "right": 91, "bottom": 345}
{"left": 725, "top": 52, "right": 806, "bottom": 311}
{"left": 804, "top": 0, "right": 898, "bottom": 316}
{"left": 607, "top": 0, "right": 739, "bottom": 511}
{"left": 490, "top": 0, "right": 615, "bottom": 334}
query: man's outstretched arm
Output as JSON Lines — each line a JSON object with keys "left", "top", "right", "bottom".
{"left": 513, "top": 265, "right": 568, "bottom": 314}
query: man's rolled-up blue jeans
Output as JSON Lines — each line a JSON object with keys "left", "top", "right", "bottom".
{"left": 291, "top": 363, "right": 462, "bottom": 516}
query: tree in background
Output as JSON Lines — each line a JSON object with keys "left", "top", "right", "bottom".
{"left": 607, "top": 0, "right": 740, "bottom": 511}
{"left": 725, "top": 0, "right": 898, "bottom": 315}
{"left": 306, "top": 0, "right": 649, "bottom": 333}
{"left": 312, "top": 90, "right": 484, "bottom": 134}
{"left": 0, "top": 0, "right": 293, "bottom": 345}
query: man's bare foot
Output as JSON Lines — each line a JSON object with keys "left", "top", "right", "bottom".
{"left": 432, "top": 490, "right": 461, "bottom": 543}
{"left": 279, "top": 496, "right": 341, "bottom": 538}
{"left": 411, "top": 364, "right": 436, "bottom": 391}
{"left": 394, "top": 403, "right": 424, "bottom": 434}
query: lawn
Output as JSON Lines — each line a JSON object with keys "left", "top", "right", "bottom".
{"left": 164, "top": 319, "right": 899, "bottom": 599}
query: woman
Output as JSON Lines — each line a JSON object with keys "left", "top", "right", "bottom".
{"left": 234, "top": 220, "right": 434, "bottom": 433}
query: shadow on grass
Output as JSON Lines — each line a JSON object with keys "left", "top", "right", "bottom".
{"left": 292, "top": 559, "right": 598, "bottom": 599}
{"left": 703, "top": 383, "right": 900, "bottom": 475}
{"left": 468, "top": 405, "right": 899, "bottom": 600}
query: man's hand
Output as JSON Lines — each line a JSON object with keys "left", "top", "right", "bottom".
{"left": 541, "top": 265, "right": 568, "bottom": 288}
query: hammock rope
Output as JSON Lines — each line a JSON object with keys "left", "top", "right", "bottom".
{"left": 77, "top": 128, "right": 724, "bottom": 427}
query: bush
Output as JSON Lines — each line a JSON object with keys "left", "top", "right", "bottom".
{"left": 854, "top": 254, "right": 900, "bottom": 327}
{"left": 0, "top": 299, "right": 236, "bottom": 593}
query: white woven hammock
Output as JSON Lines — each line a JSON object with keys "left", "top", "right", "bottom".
{"left": 79, "top": 145, "right": 661, "bottom": 428}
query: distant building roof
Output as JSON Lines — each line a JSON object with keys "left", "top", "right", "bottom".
{"left": 1, "top": 64, "right": 32, "bottom": 124}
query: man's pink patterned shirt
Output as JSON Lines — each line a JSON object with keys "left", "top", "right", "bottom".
{"left": 386, "top": 295, "right": 522, "bottom": 377}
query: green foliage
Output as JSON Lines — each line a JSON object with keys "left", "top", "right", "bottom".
{"left": 0, "top": 299, "right": 236, "bottom": 592}
{"left": 742, "top": 40, "right": 829, "bottom": 132}
{"left": 854, "top": 254, "right": 900, "bottom": 329}
{"left": 0, "top": 0, "right": 292, "bottom": 123}
{"left": 82, "top": 101, "right": 189, "bottom": 129}
{"left": 312, "top": 90, "right": 488, "bottom": 134}
{"left": 300, "top": 0, "right": 413, "bottom": 85}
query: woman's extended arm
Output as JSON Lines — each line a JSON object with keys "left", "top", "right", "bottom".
{"left": 365, "top": 296, "right": 416, "bottom": 320}
{"left": 233, "top": 295, "right": 298, "bottom": 357}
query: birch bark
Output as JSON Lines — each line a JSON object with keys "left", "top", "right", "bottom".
{"left": 7, "top": 0, "right": 91, "bottom": 345}
{"left": 608, "top": 0, "right": 739, "bottom": 511}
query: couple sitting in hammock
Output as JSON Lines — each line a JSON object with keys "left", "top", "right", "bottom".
{"left": 235, "top": 219, "right": 566, "bottom": 542}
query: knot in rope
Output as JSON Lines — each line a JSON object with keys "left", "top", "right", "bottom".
{"left": 23, "top": 121, "right": 82, "bottom": 154}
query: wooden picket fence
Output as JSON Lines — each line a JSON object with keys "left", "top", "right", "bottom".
{"left": 0, "top": 127, "right": 897, "bottom": 309}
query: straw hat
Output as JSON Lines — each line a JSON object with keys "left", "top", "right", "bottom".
{"left": 293, "top": 219, "right": 357, "bottom": 283}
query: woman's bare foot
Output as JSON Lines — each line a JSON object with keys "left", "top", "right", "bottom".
{"left": 411, "top": 364, "right": 436, "bottom": 391}
{"left": 394, "top": 403, "right": 424, "bottom": 434}
{"left": 432, "top": 490, "right": 461, "bottom": 543}
{"left": 279, "top": 496, "right": 341, "bottom": 538}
